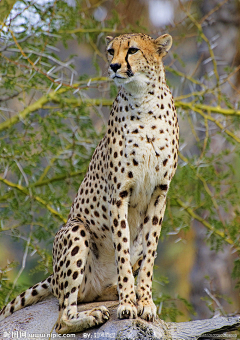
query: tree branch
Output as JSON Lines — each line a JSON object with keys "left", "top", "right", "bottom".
{"left": 0, "top": 0, "right": 16, "bottom": 23}
{"left": 33, "top": 170, "right": 87, "bottom": 188}
{"left": 0, "top": 84, "right": 112, "bottom": 132}
{"left": 0, "top": 297, "right": 239, "bottom": 339}
{"left": 0, "top": 176, "right": 67, "bottom": 222}
{"left": 176, "top": 102, "right": 240, "bottom": 143}
{"left": 175, "top": 197, "right": 238, "bottom": 249}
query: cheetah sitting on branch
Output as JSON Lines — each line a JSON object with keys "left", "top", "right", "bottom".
{"left": 0, "top": 33, "right": 179, "bottom": 334}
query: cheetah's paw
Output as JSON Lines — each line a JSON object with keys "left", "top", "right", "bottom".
{"left": 89, "top": 306, "right": 110, "bottom": 325}
{"left": 137, "top": 301, "right": 156, "bottom": 322}
{"left": 117, "top": 303, "right": 137, "bottom": 319}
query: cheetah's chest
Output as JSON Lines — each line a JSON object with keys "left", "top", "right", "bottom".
{"left": 126, "top": 140, "right": 168, "bottom": 225}
{"left": 112, "top": 104, "right": 175, "bottom": 243}
{"left": 117, "top": 103, "right": 175, "bottom": 189}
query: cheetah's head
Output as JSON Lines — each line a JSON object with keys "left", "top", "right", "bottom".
{"left": 106, "top": 33, "right": 172, "bottom": 92}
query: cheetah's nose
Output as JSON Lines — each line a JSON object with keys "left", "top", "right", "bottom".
{"left": 110, "top": 63, "right": 121, "bottom": 73}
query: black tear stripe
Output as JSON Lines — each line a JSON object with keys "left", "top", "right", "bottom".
{"left": 125, "top": 50, "right": 134, "bottom": 77}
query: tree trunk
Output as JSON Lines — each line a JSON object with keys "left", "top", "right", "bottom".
{"left": 0, "top": 297, "right": 239, "bottom": 340}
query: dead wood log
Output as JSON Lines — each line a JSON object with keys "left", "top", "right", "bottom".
{"left": 0, "top": 296, "right": 239, "bottom": 339}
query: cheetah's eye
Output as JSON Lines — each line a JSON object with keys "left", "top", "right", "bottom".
{"left": 128, "top": 47, "right": 139, "bottom": 55}
{"left": 108, "top": 48, "right": 114, "bottom": 56}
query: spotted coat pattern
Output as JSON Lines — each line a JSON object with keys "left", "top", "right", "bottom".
{"left": 0, "top": 33, "right": 179, "bottom": 334}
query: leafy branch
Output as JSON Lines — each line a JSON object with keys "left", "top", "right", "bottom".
{"left": 0, "top": 176, "right": 67, "bottom": 223}
{"left": 0, "top": 85, "right": 111, "bottom": 132}
{"left": 175, "top": 197, "right": 239, "bottom": 250}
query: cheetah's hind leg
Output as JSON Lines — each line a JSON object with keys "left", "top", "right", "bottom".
{"left": 57, "top": 304, "right": 110, "bottom": 334}
{"left": 53, "top": 218, "right": 110, "bottom": 334}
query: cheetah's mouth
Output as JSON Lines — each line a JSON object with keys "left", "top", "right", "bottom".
{"left": 113, "top": 71, "right": 134, "bottom": 79}
{"left": 113, "top": 75, "right": 126, "bottom": 79}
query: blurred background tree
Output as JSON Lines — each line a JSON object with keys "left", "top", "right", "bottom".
{"left": 0, "top": 0, "right": 239, "bottom": 322}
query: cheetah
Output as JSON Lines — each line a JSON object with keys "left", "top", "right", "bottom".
{"left": 0, "top": 33, "right": 179, "bottom": 334}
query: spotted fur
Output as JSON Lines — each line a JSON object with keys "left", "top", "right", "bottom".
{"left": 0, "top": 33, "right": 179, "bottom": 334}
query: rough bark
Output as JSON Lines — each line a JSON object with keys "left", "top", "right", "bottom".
{"left": 0, "top": 297, "right": 239, "bottom": 340}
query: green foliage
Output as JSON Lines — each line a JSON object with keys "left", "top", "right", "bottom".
{"left": 0, "top": 0, "right": 239, "bottom": 322}
{"left": 0, "top": 262, "right": 24, "bottom": 307}
{"left": 154, "top": 292, "right": 195, "bottom": 322}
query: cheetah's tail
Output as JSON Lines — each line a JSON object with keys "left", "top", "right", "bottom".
{"left": 0, "top": 275, "right": 53, "bottom": 321}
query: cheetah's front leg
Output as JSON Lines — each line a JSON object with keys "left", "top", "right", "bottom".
{"left": 136, "top": 187, "right": 167, "bottom": 321}
{"left": 110, "top": 192, "right": 137, "bottom": 319}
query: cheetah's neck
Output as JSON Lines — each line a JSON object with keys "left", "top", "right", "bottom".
{"left": 118, "top": 64, "right": 167, "bottom": 102}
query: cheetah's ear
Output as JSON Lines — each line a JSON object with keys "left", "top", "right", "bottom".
{"left": 155, "top": 34, "right": 172, "bottom": 56}
{"left": 105, "top": 36, "right": 114, "bottom": 45}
